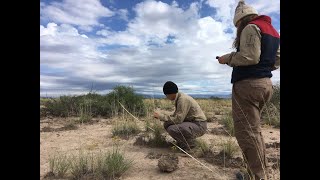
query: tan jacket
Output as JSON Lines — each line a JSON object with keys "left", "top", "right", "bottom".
{"left": 158, "top": 92, "right": 207, "bottom": 124}
{"left": 221, "top": 24, "right": 280, "bottom": 70}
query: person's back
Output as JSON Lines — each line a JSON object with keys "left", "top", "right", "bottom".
{"left": 174, "top": 92, "right": 206, "bottom": 122}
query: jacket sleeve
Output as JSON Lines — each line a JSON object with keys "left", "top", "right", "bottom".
{"left": 272, "top": 45, "right": 280, "bottom": 70}
{"left": 222, "top": 24, "right": 262, "bottom": 67}
{"left": 159, "top": 98, "right": 191, "bottom": 124}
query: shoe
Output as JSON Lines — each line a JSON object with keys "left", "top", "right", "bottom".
{"left": 176, "top": 142, "right": 195, "bottom": 151}
{"left": 235, "top": 171, "right": 250, "bottom": 180}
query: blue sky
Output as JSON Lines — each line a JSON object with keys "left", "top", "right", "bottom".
{"left": 40, "top": 0, "right": 280, "bottom": 97}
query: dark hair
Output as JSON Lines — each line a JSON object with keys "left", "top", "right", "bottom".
{"left": 163, "top": 81, "right": 178, "bottom": 95}
{"left": 232, "top": 14, "right": 258, "bottom": 49}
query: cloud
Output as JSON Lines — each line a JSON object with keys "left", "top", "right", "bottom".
{"left": 117, "top": 9, "right": 129, "bottom": 21}
{"left": 40, "top": 0, "right": 114, "bottom": 30}
{"left": 41, "top": 0, "right": 280, "bottom": 97}
{"left": 248, "top": 0, "right": 280, "bottom": 15}
{"left": 205, "top": 0, "right": 236, "bottom": 21}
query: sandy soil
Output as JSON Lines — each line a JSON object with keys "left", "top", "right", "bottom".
{"left": 40, "top": 117, "right": 280, "bottom": 180}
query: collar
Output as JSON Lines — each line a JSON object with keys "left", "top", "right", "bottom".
{"left": 174, "top": 92, "right": 180, "bottom": 104}
{"left": 251, "top": 15, "right": 271, "bottom": 24}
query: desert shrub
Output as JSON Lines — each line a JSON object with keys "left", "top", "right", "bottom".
{"left": 77, "top": 102, "right": 93, "bottom": 123}
{"left": 107, "top": 86, "right": 146, "bottom": 117}
{"left": 69, "top": 151, "right": 92, "bottom": 179}
{"left": 148, "top": 120, "right": 167, "bottom": 147}
{"left": 75, "top": 93, "right": 112, "bottom": 117}
{"left": 193, "top": 139, "right": 212, "bottom": 157}
{"left": 112, "top": 119, "right": 141, "bottom": 138}
{"left": 144, "top": 118, "right": 152, "bottom": 132}
{"left": 48, "top": 153, "right": 70, "bottom": 178}
{"left": 220, "top": 138, "right": 239, "bottom": 158}
{"left": 221, "top": 111, "right": 234, "bottom": 136}
{"left": 44, "top": 96, "right": 71, "bottom": 117}
{"left": 261, "top": 102, "right": 280, "bottom": 128}
{"left": 43, "top": 86, "right": 147, "bottom": 118}
{"left": 47, "top": 148, "right": 132, "bottom": 179}
{"left": 97, "top": 148, "right": 133, "bottom": 179}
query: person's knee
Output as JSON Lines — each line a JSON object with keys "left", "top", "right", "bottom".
{"left": 166, "top": 125, "right": 178, "bottom": 136}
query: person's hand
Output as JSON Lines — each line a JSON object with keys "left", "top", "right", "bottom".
{"left": 153, "top": 112, "right": 160, "bottom": 119}
{"left": 218, "top": 56, "right": 227, "bottom": 64}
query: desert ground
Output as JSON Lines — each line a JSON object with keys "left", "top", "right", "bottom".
{"left": 40, "top": 99, "right": 280, "bottom": 180}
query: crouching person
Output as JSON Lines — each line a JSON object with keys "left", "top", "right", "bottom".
{"left": 153, "top": 81, "right": 207, "bottom": 151}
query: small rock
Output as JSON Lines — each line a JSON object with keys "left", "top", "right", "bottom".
{"left": 265, "top": 142, "right": 280, "bottom": 148}
{"left": 267, "top": 156, "right": 279, "bottom": 163}
{"left": 158, "top": 154, "right": 179, "bottom": 172}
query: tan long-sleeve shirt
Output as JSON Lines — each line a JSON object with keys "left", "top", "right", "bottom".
{"left": 158, "top": 92, "right": 207, "bottom": 124}
{"left": 221, "top": 24, "right": 280, "bottom": 70}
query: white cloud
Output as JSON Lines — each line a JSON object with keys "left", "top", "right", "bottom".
{"left": 41, "top": 0, "right": 280, "bottom": 96}
{"left": 41, "top": 0, "right": 114, "bottom": 29}
{"left": 117, "top": 9, "right": 129, "bottom": 21}
{"left": 248, "top": 0, "right": 280, "bottom": 15}
{"left": 96, "top": 29, "right": 112, "bottom": 37}
{"left": 41, "top": 23, "right": 109, "bottom": 72}
{"left": 205, "top": 0, "right": 236, "bottom": 20}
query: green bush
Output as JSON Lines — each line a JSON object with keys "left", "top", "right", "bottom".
{"left": 192, "top": 139, "right": 212, "bottom": 157}
{"left": 220, "top": 138, "right": 238, "bottom": 158}
{"left": 107, "top": 86, "right": 146, "bottom": 117}
{"left": 42, "top": 86, "right": 146, "bottom": 118}
{"left": 47, "top": 149, "right": 132, "bottom": 179}
{"left": 102, "top": 148, "right": 133, "bottom": 179}
{"left": 148, "top": 120, "right": 167, "bottom": 147}
{"left": 75, "top": 93, "right": 112, "bottom": 117}
{"left": 44, "top": 96, "right": 72, "bottom": 117}
{"left": 69, "top": 151, "right": 91, "bottom": 179}
{"left": 112, "top": 119, "right": 141, "bottom": 138}
{"left": 48, "top": 153, "right": 70, "bottom": 178}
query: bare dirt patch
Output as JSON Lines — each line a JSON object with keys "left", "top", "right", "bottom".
{"left": 40, "top": 117, "right": 279, "bottom": 180}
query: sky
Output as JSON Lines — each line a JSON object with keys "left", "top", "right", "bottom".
{"left": 40, "top": 0, "right": 280, "bottom": 97}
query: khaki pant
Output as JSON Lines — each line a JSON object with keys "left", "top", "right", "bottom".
{"left": 232, "top": 78, "right": 273, "bottom": 180}
{"left": 164, "top": 121, "right": 207, "bottom": 150}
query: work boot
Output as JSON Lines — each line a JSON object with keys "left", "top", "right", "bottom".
{"left": 176, "top": 141, "right": 196, "bottom": 151}
{"left": 235, "top": 171, "right": 250, "bottom": 180}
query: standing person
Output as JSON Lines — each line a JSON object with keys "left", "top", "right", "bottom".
{"left": 153, "top": 81, "right": 207, "bottom": 151}
{"left": 217, "top": 0, "right": 280, "bottom": 179}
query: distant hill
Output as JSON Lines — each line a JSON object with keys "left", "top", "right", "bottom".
{"left": 139, "top": 94, "right": 231, "bottom": 99}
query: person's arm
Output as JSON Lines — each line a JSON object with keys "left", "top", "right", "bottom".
{"left": 221, "top": 24, "right": 262, "bottom": 67}
{"left": 158, "top": 98, "right": 191, "bottom": 124}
